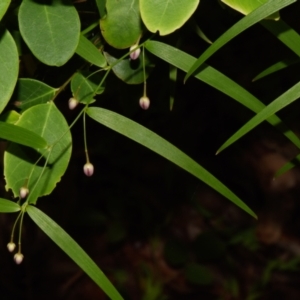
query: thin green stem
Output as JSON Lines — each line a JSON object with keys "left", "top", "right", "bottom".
{"left": 10, "top": 211, "right": 23, "bottom": 243}
{"left": 83, "top": 110, "right": 90, "bottom": 163}
{"left": 142, "top": 45, "right": 147, "bottom": 96}
{"left": 81, "top": 21, "right": 99, "bottom": 35}
{"left": 17, "top": 210, "right": 25, "bottom": 253}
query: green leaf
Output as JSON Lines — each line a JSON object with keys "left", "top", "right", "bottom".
{"left": 87, "top": 106, "right": 256, "bottom": 218}
{"left": 188, "top": 18, "right": 212, "bottom": 44}
{"left": 27, "top": 205, "right": 124, "bottom": 300}
{"left": 221, "top": 0, "right": 279, "bottom": 20}
{"left": 261, "top": 19, "right": 300, "bottom": 58}
{"left": 218, "top": 81, "right": 300, "bottom": 152}
{"left": 13, "top": 79, "right": 58, "bottom": 112}
{"left": 0, "top": 110, "right": 20, "bottom": 124}
{"left": 71, "top": 71, "right": 104, "bottom": 104}
{"left": 95, "top": 0, "right": 106, "bottom": 17}
{"left": 0, "top": 198, "right": 20, "bottom": 213}
{"left": 275, "top": 156, "right": 300, "bottom": 177}
{"left": 145, "top": 41, "right": 300, "bottom": 151}
{"left": 253, "top": 58, "right": 300, "bottom": 81}
{"left": 100, "top": 0, "right": 142, "bottom": 49}
{"left": 184, "top": 0, "right": 296, "bottom": 82}
{"left": 0, "top": 0, "right": 10, "bottom": 21}
{"left": 104, "top": 51, "right": 154, "bottom": 84}
{"left": 0, "top": 121, "right": 47, "bottom": 149}
{"left": 4, "top": 103, "right": 72, "bottom": 204}
{"left": 76, "top": 34, "right": 107, "bottom": 68}
{"left": 19, "top": 0, "right": 80, "bottom": 66}
{"left": 140, "top": 0, "right": 199, "bottom": 36}
{"left": 0, "top": 29, "right": 19, "bottom": 114}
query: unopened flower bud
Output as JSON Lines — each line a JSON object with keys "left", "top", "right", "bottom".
{"left": 7, "top": 242, "right": 16, "bottom": 252}
{"left": 83, "top": 162, "right": 94, "bottom": 177}
{"left": 14, "top": 253, "right": 24, "bottom": 264}
{"left": 130, "top": 45, "right": 141, "bottom": 60}
{"left": 68, "top": 97, "right": 79, "bottom": 110}
{"left": 20, "top": 187, "right": 29, "bottom": 199}
{"left": 139, "top": 96, "right": 150, "bottom": 110}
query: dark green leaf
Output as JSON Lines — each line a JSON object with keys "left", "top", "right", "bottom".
{"left": 0, "top": 198, "right": 20, "bottom": 213}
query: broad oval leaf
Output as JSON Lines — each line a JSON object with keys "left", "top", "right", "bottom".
{"left": 100, "top": 0, "right": 142, "bottom": 49}
{"left": 0, "top": 0, "right": 10, "bottom": 21}
{"left": 27, "top": 206, "right": 124, "bottom": 300}
{"left": 13, "top": 79, "right": 58, "bottom": 112}
{"left": 0, "top": 198, "right": 20, "bottom": 213}
{"left": 104, "top": 51, "right": 154, "bottom": 84}
{"left": 18, "top": 0, "right": 80, "bottom": 66}
{"left": 87, "top": 106, "right": 256, "bottom": 218}
{"left": 71, "top": 71, "right": 105, "bottom": 104}
{"left": 0, "top": 29, "right": 19, "bottom": 114}
{"left": 76, "top": 34, "right": 107, "bottom": 68}
{"left": 0, "top": 121, "right": 47, "bottom": 149}
{"left": 140, "top": 0, "right": 199, "bottom": 35}
{"left": 221, "top": 0, "right": 279, "bottom": 20}
{"left": 4, "top": 103, "right": 72, "bottom": 204}
{"left": 185, "top": 0, "right": 296, "bottom": 82}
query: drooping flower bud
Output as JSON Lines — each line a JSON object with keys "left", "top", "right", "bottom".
{"left": 130, "top": 45, "right": 141, "bottom": 60}
{"left": 20, "top": 187, "right": 29, "bottom": 199}
{"left": 139, "top": 96, "right": 150, "bottom": 110}
{"left": 68, "top": 97, "right": 79, "bottom": 110}
{"left": 7, "top": 242, "right": 16, "bottom": 253}
{"left": 83, "top": 162, "right": 94, "bottom": 177}
{"left": 14, "top": 253, "right": 24, "bottom": 264}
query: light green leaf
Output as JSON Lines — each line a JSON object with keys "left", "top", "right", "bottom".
{"left": 18, "top": 0, "right": 80, "bottom": 66}
{"left": 145, "top": 41, "right": 300, "bottom": 150}
{"left": 71, "top": 71, "right": 104, "bottom": 104}
{"left": 221, "top": 0, "right": 279, "bottom": 20}
{"left": 87, "top": 106, "right": 256, "bottom": 218}
{"left": 4, "top": 103, "right": 72, "bottom": 204}
{"left": 0, "top": 110, "right": 20, "bottom": 124}
{"left": 100, "top": 0, "right": 142, "bottom": 49}
{"left": 218, "top": 81, "right": 300, "bottom": 153}
{"left": 13, "top": 79, "right": 58, "bottom": 112}
{"left": 0, "top": 198, "right": 20, "bottom": 213}
{"left": 76, "top": 34, "right": 107, "bottom": 68}
{"left": 253, "top": 58, "right": 300, "bottom": 81}
{"left": 275, "top": 156, "right": 299, "bottom": 177}
{"left": 0, "top": 29, "right": 19, "bottom": 114}
{"left": 0, "top": 0, "right": 10, "bottom": 21}
{"left": 185, "top": 0, "right": 296, "bottom": 82}
{"left": 95, "top": 0, "right": 106, "bottom": 17}
{"left": 27, "top": 205, "right": 124, "bottom": 300}
{"left": 0, "top": 121, "right": 47, "bottom": 149}
{"left": 104, "top": 51, "right": 154, "bottom": 84}
{"left": 140, "top": 0, "right": 199, "bottom": 36}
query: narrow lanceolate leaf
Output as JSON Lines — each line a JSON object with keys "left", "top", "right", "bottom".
{"left": 0, "top": 198, "right": 20, "bottom": 213}
{"left": 87, "top": 107, "right": 256, "bottom": 218}
{"left": 184, "top": 0, "right": 297, "bottom": 82}
{"left": 27, "top": 206, "right": 124, "bottom": 300}
{"left": 0, "top": 0, "right": 10, "bottom": 21}
{"left": 4, "top": 103, "right": 72, "bottom": 204}
{"left": 0, "top": 122, "right": 47, "bottom": 149}
{"left": 18, "top": 0, "right": 80, "bottom": 66}
{"left": 0, "top": 29, "right": 19, "bottom": 114}
{"left": 13, "top": 79, "right": 58, "bottom": 112}
{"left": 145, "top": 41, "right": 300, "bottom": 150}
{"left": 76, "top": 35, "right": 107, "bottom": 68}
{"left": 261, "top": 19, "right": 300, "bottom": 58}
{"left": 218, "top": 81, "right": 300, "bottom": 153}
{"left": 100, "top": 0, "right": 142, "bottom": 49}
{"left": 140, "top": 0, "right": 199, "bottom": 36}
{"left": 253, "top": 58, "right": 300, "bottom": 81}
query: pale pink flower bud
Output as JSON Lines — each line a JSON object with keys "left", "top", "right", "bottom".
{"left": 139, "top": 96, "right": 150, "bottom": 110}
{"left": 7, "top": 242, "right": 16, "bottom": 252}
{"left": 14, "top": 253, "right": 24, "bottom": 264}
{"left": 20, "top": 187, "right": 29, "bottom": 199}
{"left": 83, "top": 162, "right": 94, "bottom": 177}
{"left": 130, "top": 45, "right": 141, "bottom": 60}
{"left": 68, "top": 97, "right": 79, "bottom": 110}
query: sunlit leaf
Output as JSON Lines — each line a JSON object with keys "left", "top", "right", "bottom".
{"left": 140, "top": 0, "right": 199, "bottom": 36}
{"left": 27, "top": 206, "right": 124, "bottom": 300}
{"left": 4, "top": 103, "right": 72, "bottom": 204}
{"left": 19, "top": 0, "right": 80, "bottom": 66}
{"left": 0, "top": 0, "right": 10, "bottom": 21}
{"left": 87, "top": 106, "right": 256, "bottom": 218}
{"left": 0, "top": 110, "right": 20, "bottom": 124}
{"left": 185, "top": 0, "right": 296, "bottom": 82}
{"left": 0, "top": 198, "right": 20, "bottom": 213}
